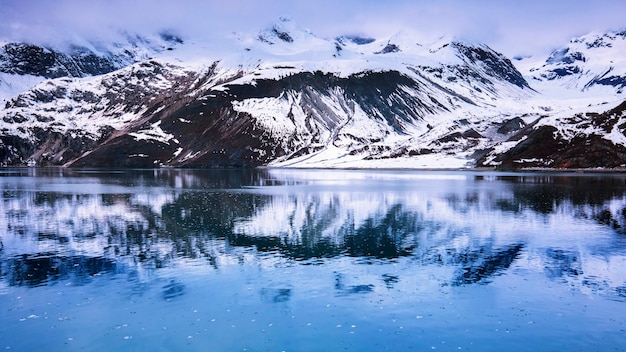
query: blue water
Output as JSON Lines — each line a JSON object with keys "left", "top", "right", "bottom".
{"left": 1, "top": 168, "right": 625, "bottom": 351}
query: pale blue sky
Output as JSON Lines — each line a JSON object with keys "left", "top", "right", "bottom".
{"left": 1, "top": 0, "right": 625, "bottom": 57}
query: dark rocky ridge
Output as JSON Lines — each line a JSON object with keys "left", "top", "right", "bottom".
{"left": 0, "top": 33, "right": 181, "bottom": 79}
{"left": 452, "top": 42, "right": 530, "bottom": 89}
{"left": 1, "top": 43, "right": 122, "bottom": 78}
{"left": 478, "top": 100, "right": 626, "bottom": 169}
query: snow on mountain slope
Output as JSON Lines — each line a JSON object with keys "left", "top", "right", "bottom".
{"left": 0, "top": 19, "right": 625, "bottom": 169}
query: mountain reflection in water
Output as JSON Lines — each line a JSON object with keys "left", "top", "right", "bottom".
{"left": 2, "top": 168, "right": 626, "bottom": 351}
{"left": 1, "top": 168, "right": 626, "bottom": 300}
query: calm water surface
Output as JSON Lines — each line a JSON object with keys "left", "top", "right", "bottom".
{"left": 1, "top": 168, "right": 625, "bottom": 351}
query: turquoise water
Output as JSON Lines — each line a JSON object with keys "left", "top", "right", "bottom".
{"left": 1, "top": 168, "right": 625, "bottom": 351}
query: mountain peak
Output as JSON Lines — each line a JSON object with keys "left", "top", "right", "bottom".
{"left": 571, "top": 29, "right": 626, "bottom": 49}
{"left": 256, "top": 17, "right": 313, "bottom": 45}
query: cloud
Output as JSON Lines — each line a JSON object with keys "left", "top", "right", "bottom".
{"left": 1, "top": 0, "right": 625, "bottom": 56}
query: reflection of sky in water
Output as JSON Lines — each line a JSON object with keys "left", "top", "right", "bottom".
{"left": 1, "top": 168, "right": 626, "bottom": 351}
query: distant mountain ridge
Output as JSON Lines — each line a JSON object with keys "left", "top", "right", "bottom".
{"left": 0, "top": 19, "right": 625, "bottom": 169}
{"left": 0, "top": 31, "right": 183, "bottom": 78}
{"left": 526, "top": 30, "right": 626, "bottom": 93}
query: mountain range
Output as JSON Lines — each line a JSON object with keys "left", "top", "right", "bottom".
{"left": 1, "top": 18, "right": 625, "bottom": 170}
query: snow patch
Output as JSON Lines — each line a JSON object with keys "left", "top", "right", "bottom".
{"left": 129, "top": 121, "right": 174, "bottom": 144}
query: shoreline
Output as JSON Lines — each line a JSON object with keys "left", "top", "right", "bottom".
{"left": 2, "top": 165, "right": 626, "bottom": 174}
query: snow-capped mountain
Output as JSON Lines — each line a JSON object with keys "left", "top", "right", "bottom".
{"left": 524, "top": 30, "right": 626, "bottom": 93}
{"left": 0, "top": 18, "right": 625, "bottom": 169}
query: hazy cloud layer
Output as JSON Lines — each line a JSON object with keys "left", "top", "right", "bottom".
{"left": 1, "top": 0, "right": 625, "bottom": 56}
